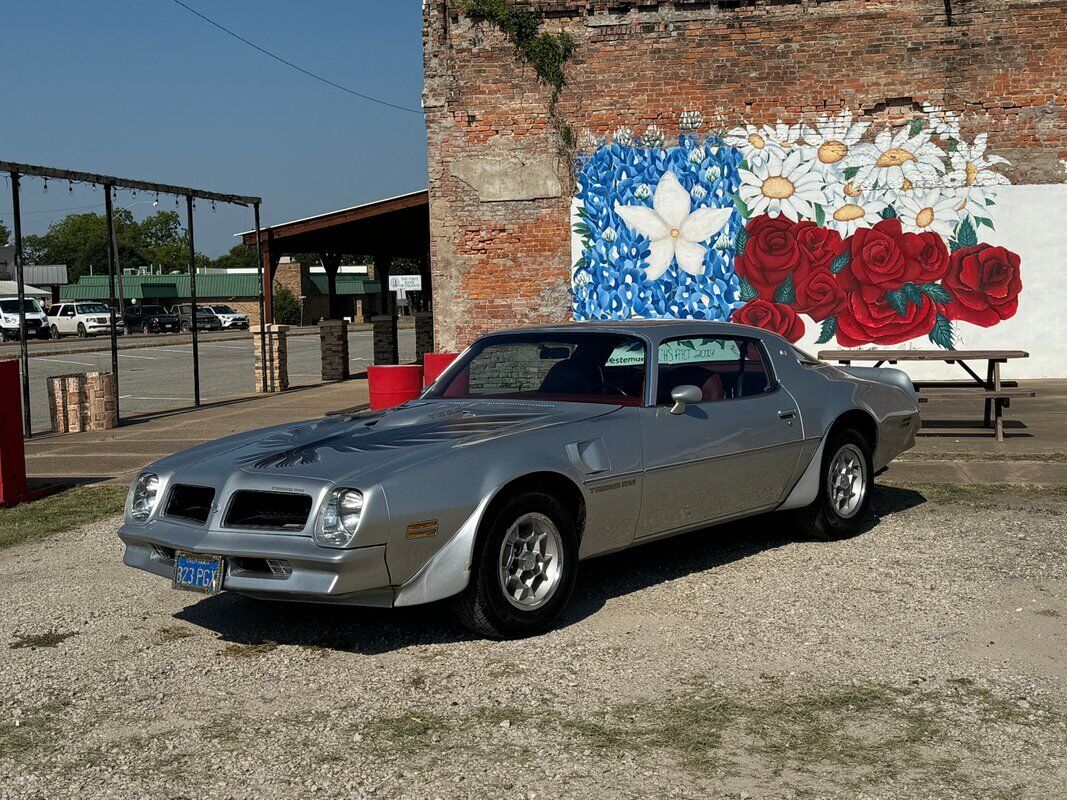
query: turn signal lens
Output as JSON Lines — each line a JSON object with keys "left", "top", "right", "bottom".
{"left": 130, "top": 473, "right": 160, "bottom": 522}
{"left": 316, "top": 488, "right": 364, "bottom": 548}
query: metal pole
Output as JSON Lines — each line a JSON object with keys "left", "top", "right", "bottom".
{"left": 253, "top": 203, "right": 267, "bottom": 394}
{"left": 186, "top": 195, "right": 201, "bottom": 407}
{"left": 9, "top": 173, "right": 32, "bottom": 437}
{"left": 103, "top": 185, "right": 120, "bottom": 400}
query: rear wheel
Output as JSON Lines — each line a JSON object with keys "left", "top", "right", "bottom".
{"left": 142, "top": 323, "right": 151, "bottom": 335}
{"left": 452, "top": 491, "right": 578, "bottom": 639}
{"left": 796, "top": 429, "right": 873, "bottom": 541}
{"left": 181, "top": 321, "right": 190, "bottom": 333}
{"left": 49, "top": 324, "right": 60, "bottom": 339}
{"left": 0, "top": 329, "right": 8, "bottom": 343}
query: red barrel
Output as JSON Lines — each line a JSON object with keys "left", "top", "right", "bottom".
{"left": 423, "top": 352, "right": 459, "bottom": 387}
{"left": 367, "top": 365, "right": 424, "bottom": 410}
{"left": 0, "top": 359, "right": 28, "bottom": 508}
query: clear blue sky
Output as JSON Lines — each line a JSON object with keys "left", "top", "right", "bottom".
{"left": 2, "top": 0, "right": 427, "bottom": 256}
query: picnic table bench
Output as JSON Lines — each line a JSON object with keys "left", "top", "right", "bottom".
{"left": 817, "top": 349, "right": 1033, "bottom": 442}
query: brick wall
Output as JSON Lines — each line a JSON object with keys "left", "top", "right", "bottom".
{"left": 423, "top": 0, "right": 1067, "bottom": 350}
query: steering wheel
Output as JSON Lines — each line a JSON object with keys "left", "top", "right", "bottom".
{"left": 588, "top": 382, "right": 628, "bottom": 397}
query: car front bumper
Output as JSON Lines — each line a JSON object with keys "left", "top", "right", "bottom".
{"left": 221, "top": 319, "right": 249, "bottom": 329}
{"left": 119, "top": 520, "right": 394, "bottom": 606}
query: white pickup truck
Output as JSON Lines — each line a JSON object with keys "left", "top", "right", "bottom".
{"left": 0, "top": 296, "right": 50, "bottom": 342}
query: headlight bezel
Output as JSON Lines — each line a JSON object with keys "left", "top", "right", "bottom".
{"left": 130, "top": 472, "right": 160, "bottom": 522}
{"left": 315, "top": 487, "right": 364, "bottom": 548}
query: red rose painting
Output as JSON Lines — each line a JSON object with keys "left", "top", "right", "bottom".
{"left": 734, "top": 215, "right": 807, "bottom": 297}
{"left": 733, "top": 298, "right": 805, "bottom": 343}
{"left": 836, "top": 290, "right": 939, "bottom": 347}
{"left": 794, "top": 268, "right": 847, "bottom": 322}
{"left": 842, "top": 218, "right": 912, "bottom": 291}
{"left": 942, "top": 244, "right": 1023, "bottom": 327}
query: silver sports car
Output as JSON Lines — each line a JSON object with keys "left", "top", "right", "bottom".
{"left": 119, "top": 321, "right": 920, "bottom": 638}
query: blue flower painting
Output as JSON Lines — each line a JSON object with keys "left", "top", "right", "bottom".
{"left": 571, "top": 134, "right": 746, "bottom": 321}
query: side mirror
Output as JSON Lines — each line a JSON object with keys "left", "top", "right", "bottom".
{"left": 669, "top": 384, "right": 703, "bottom": 415}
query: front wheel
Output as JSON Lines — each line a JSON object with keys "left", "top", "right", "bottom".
{"left": 77, "top": 323, "right": 88, "bottom": 338}
{"left": 796, "top": 429, "right": 873, "bottom": 541}
{"left": 452, "top": 491, "right": 578, "bottom": 639}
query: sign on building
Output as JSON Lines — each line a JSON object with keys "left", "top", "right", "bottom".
{"left": 388, "top": 274, "right": 422, "bottom": 292}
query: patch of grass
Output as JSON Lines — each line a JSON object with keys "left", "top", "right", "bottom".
{"left": 220, "top": 641, "right": 277, "bottom": 658}
{"left": 154, "top": 625, "right": 194, "bottom": 643}
{"left": 0, "top": 483, "right": 128, "bottom": 550}
{"left": 894, "top": 482, "right": 1067, "bottom": 503}
{"left": 0, "top": 698, "right": 71, "bottom": 761}
{"left": 1035, "top": 608, "right": 1061, "bottom": 618}
{"left": 899, "top": 452, "right": 1067, "bottom": 463}
{"left": 364, "top": 712, "right": 447, "bottom": 752}
{"left": 9, "top": 630, "right": 78, "bottom": 649}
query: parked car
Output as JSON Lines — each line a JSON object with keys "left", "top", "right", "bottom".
{"left": 46, "top": 301, "right": 124, "bottom": 338}
{"left": 123, "top": 304, "right": 180, "bottom": 335}
{"left": 204, "top": 304, "right": 249, "bottom": 330}
{"left": 0, "top": 297, "right": 50, "bottom": 342}
{"left": 118, "top": 321, "right": 920, "bottom": 639}
{"left": 171, "top": 304, "right": 222, "bottom": 332}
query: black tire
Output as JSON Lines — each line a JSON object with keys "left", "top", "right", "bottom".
{"left": 796, "top": 429, "right": 874, "bottom": 541}
{"left": 181, "top": 321, "right": 190, "bottom": 333}
{"left": 77, "top": 323, "right": 88, "bottom": 338}
{"left": 49, "top": 324, "right": 60, "bottom": 340}
{"left": 142, "top": 323, "right": 151, "bottom": 335}
{"left": 0, "top": 329, "right": 7, "bottom": 343}
{"left": 452, "top": 491, "right": 578, "bottom": 639}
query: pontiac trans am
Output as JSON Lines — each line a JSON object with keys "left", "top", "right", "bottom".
{"left": 119, "top": 321, "right": 920, "bottom": 638}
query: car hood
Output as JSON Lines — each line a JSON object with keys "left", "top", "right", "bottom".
{"left": 152, "top": 399, "right": 619, "bottom": 485}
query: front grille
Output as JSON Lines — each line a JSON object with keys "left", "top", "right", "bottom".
{"left": 224, "top": 490, "right": 312, "bottom": 531}
{"left": 165, "top": 484, "right": 215, "bottom": 524}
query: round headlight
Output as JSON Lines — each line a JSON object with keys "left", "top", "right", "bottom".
{"left": 316, "top": 488, "right": 364, "bottom": 548}
{"left": 130, "top": 473, "right": 160, "bottom": 522}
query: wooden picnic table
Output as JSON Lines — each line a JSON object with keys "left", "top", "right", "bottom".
{"left": 817, "top": 349, "right": 1033, "bottom": 442}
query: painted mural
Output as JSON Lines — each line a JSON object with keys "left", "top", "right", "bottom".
{"left": 571, "top": 106, "right": 1022, "bottom": 348}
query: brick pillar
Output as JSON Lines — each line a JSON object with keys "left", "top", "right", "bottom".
{"left": 252, "top": 324, "right": 289, "bottom": 392}
{"left": 415, "top": 312, "right": 434, "bottom": 364}
{"left": 319, "top": 319, "right": 349, "bottom": 381}
{"left": 372, "top": 315, "right": 399, "bottom": 365}
{"left": 48, "top": 371, "right": 117, "bottom": 432}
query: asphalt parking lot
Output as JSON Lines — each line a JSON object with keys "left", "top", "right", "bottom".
{"left": 8, "top": 329, "right": 415, "bottom": 434}
{"left": 1, "top": 482, "right": 1063, "bottom": 799}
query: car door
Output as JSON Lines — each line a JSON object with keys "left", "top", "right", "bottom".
{"left": 636, "top": 334, "right": 804, "bottom": 538}
{"left": 58, "top": 304, "right": 77, "bottom": 334}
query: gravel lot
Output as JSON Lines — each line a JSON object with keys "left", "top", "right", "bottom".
{"left": 1, "top": 483, "right": 1064, "bottom": 799}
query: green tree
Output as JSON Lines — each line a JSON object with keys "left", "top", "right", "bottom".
{"left": 272, "top": 283, "right": 301, "bottom": 325}
{"left": 0, "top": 220, "right": 9, "bottom": 247}
{"left": 212, "top": 244, "right": 259, "bottom": 271}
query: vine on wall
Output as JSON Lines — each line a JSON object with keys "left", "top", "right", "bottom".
{"left": 461, "top": 0, "right": 576, "bottom": 148}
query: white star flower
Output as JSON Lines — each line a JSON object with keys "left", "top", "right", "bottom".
{"left": 738, "top": 150, "right": 828, "bottom": 222}
{"left": 614, "top": 171, "right": 733, "bottom": 281}
{"left": 895, "top": 189, "right": 961, "bottom": 237}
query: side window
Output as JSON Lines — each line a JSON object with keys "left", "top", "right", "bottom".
{"left": 46, "top": 306, "right": 58, "bottom": 317}
{"left": 656, "top": 336, "right": 773, "bottom": 404}
{"left": 62, "top": 306, "right": 75, "bottom": 317}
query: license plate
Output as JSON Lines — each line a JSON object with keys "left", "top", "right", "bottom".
{"left": 173, "top": 552, "right": 224, "bottom": 594}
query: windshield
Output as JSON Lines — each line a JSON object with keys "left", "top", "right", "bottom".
{"left": 0, "top": 299, "right": 43, "bottom": 315}
{"left": 77, "top": 303, "right": 109, "bottom": 315}
{"left": 211, "top": 305, "right": 237, "bottom": 314}
{"left": 140, "top": 305, "right": 165, "bottom": 315}
{"left": 425, "top": 331, "right": 646, "bottom": 406}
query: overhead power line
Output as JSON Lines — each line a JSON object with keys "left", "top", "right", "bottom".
{"left": 166, "top": 0, "right": 424, "bottom": 115}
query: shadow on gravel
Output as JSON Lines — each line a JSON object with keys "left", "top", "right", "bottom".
{"left": 174, "top": 484, "right": 927, "bottom": 652}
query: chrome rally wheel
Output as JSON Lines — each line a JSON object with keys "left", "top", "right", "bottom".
{"left": 498, "top": 512, "right": 564, "bottom": 610}
{"left": 827, "top": 442, "right": 868, "bottom": 519}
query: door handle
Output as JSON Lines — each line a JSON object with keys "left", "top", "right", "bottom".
{"left": 778, "top": 409, "right": 796, "bottom": 419}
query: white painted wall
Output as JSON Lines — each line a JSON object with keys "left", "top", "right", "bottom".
{"left": 794, "top": 184, "right": 1067, "bottom": 379}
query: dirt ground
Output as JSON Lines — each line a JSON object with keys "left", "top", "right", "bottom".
{"left": 1, "top": 483, "right": 1065, "bottom": 799}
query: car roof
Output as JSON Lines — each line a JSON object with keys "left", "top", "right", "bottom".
{"left": 481, "top": 319, "right": 784, "bottom": 347}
